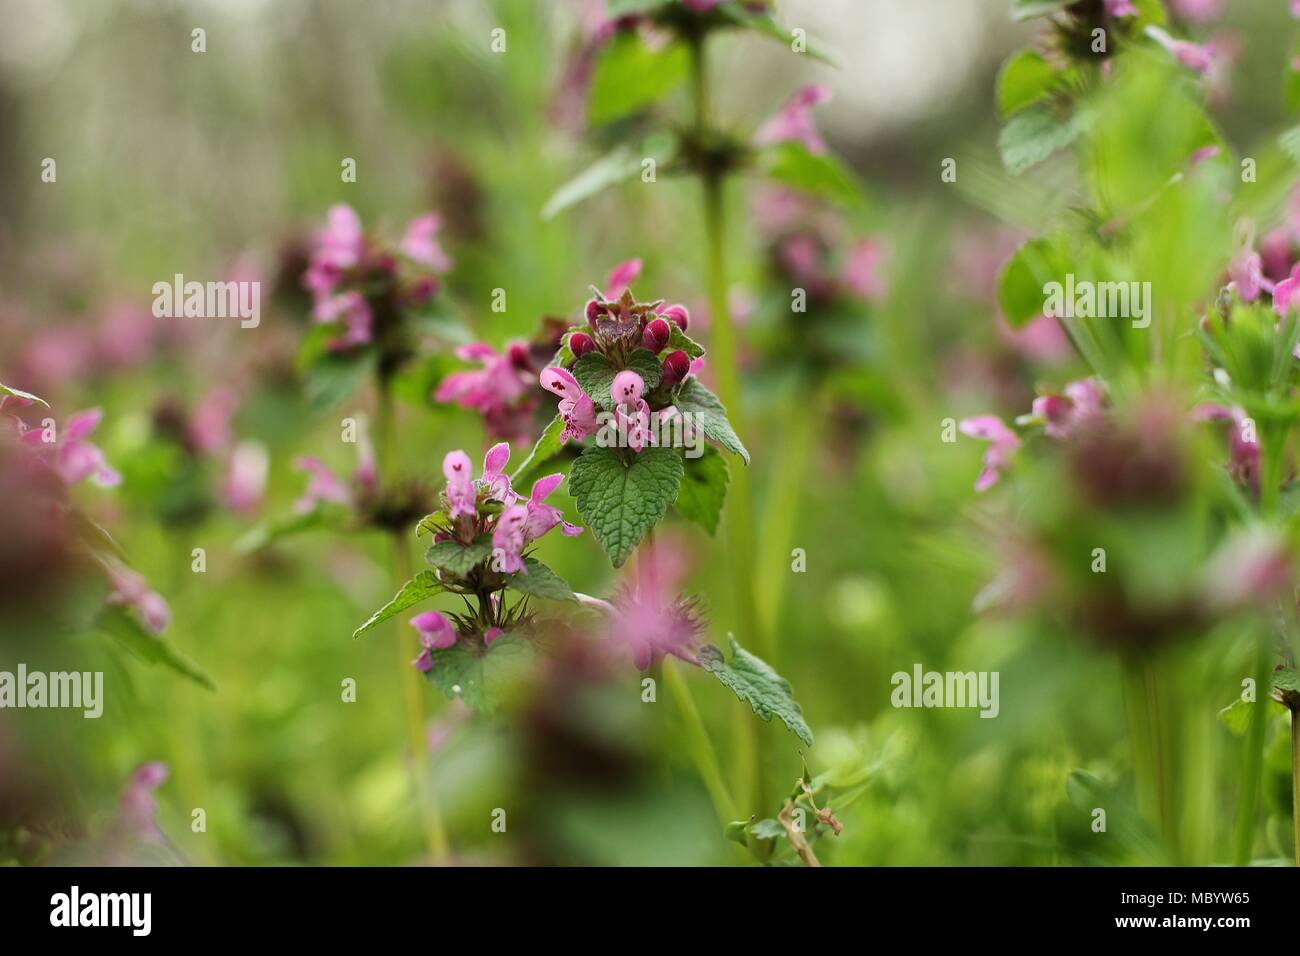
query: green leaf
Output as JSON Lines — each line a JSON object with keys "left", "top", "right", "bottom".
{"left": 717, "top": 5, "right": 840, "bottom": 66}
{"left": 543, "top": 142, "right": 661, "bottom": 221}
{"left": 506, "top": 557, "right": 577, "bottom": 602}
{"left": 1280, "top": 125, "right": 1300, "bottom": 166}
{"left": 353, "top": 570, "right": 444, "bottom": 638}
{"left": 748, "top": 818, "right": 786, "bottom": 840}
{"left": 302, "top": 344, "right": 377, "bottom": 412}
{"left": 666, "top": 323, "right": 705, "bottom": 360}
{"left": 699, "top": 634, "right": 813, "bottom": 746}
{"left": 425, "top": 633, "right": 535, "bottom": 714}
{"left": 98, "top": 607, "right": 215, "bottom": 691}
{"left": 673, "top": 445, "right": 729, "bottom": 535}
{"left": 1273, "top": 668, "right": 1300, "bottom": 695}
{"left": 1011, "top": 0, "right": 1071, "bottom": 21}
{"left": 425, "top": 537, "right": 493, "bottom": 577}
{"left": 588, "top": 33, "right": 688, "bottom": 127}
{"left": 0, "top": 382, "right": 49, "bottom": 406}
{"left": 673, "top": 377, "right": 750, "bottom": 465}
{"left": 568, "top": 446, "right": 684, "bottom": 567}
{"left": 511, "top": 414, "right": 569, "bottom": 491}
{"left": 997, "top": 51, "right": 1060, "bottom": 118}
{"left": 760, "top": 141, "right": 863, "bottom": 208}
{"left": 573, "top": 349, "right": 662, "bottom": 411}
{"left": 1216, "top": 695, "right": 1253, "bottom": 736}
{"left": 235, "top": 508, "right": 326, "bottom": 553}
{"left": 998, "top": 106, "right": 1080, "bottom": 175}
{"left": 996, "top": 237, "right": 1066, "bottom": 328}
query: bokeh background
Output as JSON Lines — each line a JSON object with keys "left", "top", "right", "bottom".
{"left": 1, "top": 0, "right": 1297, "bottom": 866}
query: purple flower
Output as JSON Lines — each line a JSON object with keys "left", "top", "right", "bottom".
{"left": 443, "top": 449, "right": 477, "bottom": 518}
{"left": 223, "top": 440, "right": 268, "bottom": 516}
{"left": 491, "top": 504, "right": 529, "bottom": 574}
{"left": 1202, "top": 528, "right": 1291, "bottom": 610}
{"left": 304, "top": 203, "right": 364, "bottom": 302}
{"left": 606, "top": 538, "right": 705, "bottom": 669}
{"left": 1146, "top": 26, "right": 1215, "bottom": 74}
{"left": 481, "top": 441, "right": 515, "bottom": 503}
{"left": 293, "top": 456, "right": 353, "bottom": 513}
{"left": 604, "top": 258, "right": 642, "bottom": 299}
{"left": 401, "top": 213, "right": 453, "bottom": 272}
{"left": 755, "top": 84, "right": 831, "bottom": 155}
{"left": 315, "top": 290, "right": 373, "bottom": 349}
{"left": 1105, "top": 0, "right": 1137, "bottom": 17}
{"left": 1192, "top": 403, "right": 1259, "bottom": 492}
{"left": 959, "top": 415, "right": 1021, "bottom": 492}
{"left": 115, "top": 762, "right": 169, "bottom": 843}
{"left": 1171, "top": 0, "right": 1222, "bottom": 23}
{"left": 522, "top": 472, "right": 583, "bottom": 540}
{"left": 411, "top": 609, "right": 457, "bottom": 672}
{"left": 435, "top": 341, "right": 531, "bottom": 416}
{"left": 105, "top": 564, "right": 171, "bottom": 635}
{"left": 189, "top": 387, "right": 239, "bottom": 456}
{"left": 540, "top": 366, "right": 600, "bottom": 443}
{"left": 842, "top": 237, "right": 887, "bottom": 303}
{"left": 1026, "top": 378, "right": 1106, "bottom": 439}
{"left": 22, "top": 408, "right": 121, "bottom": 487}
{"left": 1272, "top": 262, "right": 1300, "bottom": 316}
{"left": 1229, "top": 248, "right": 1269, "bottom": 302}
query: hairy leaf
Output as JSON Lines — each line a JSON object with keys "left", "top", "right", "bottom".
{"left": 699, "top": 634, "right": 813, "bottom": 746}
{"left": 673, "top": 377, "right": 750, "bottom": 464}
{"left": 507, "top": 557, "right": 577, "bottom": 602}
{"left": 353, "top": 571, "right": 444, "bottom": 638}
{"left": 568, "top": 446, "right": 683, "bottom": 567}
{"left": 673, "top": 445, "right": 729, "bottom": 535}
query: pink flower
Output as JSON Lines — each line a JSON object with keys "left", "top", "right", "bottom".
{"left": 411, "top": 610, "right": 457, "bottom": 672}
{"left": 1229, "top": 248, "right": 1269, "bottom": 302}
{"left": 842, "top": 237, "right": 887, "bottom": 303}
{"left": 1146, "top": 26, "right": 1215, "bottom": 74}
{"left": 1192, "top": 403, "right": 1259, "bottom": 492}
{"left": 435, "top": 341, "right": 532, "bottom": 415}
{"left": 492, "top": 504, "right": 529, "bottom": 574}
{"left": 106, "top": 564, "right": 171, "bottom": 634}
{"left": 522, "top": 473, "right": 583, "bottom": 540}
{"left": 1105, "top": 0, "right": 1137, "bottom": 17}
{"left": 755, "top": 85, "right": 831, "bottom": 155}
{"left": 443, "top": 449, "right": 477, "bottom": 518}
{"left": 223, "top": 441, "right": 268, "bottom": 515}
{"left": 1202, "top": 528, "right": 1290, "bottom": 610}
{"left": 304, "top": 204, "right": 365, "bottom": 301}
{"left": 481, "top": 441, "right": 515, "bottom": 503}
{"left": 115, "top": 762, "right": 169, "bottom": 843}
{"left": 23, "top": 408, "right": 121, "bottom": 487}
{"left": 293, "top": 456, "right": 352, "bottom": 512}
{"left": 959, "top": 415, "right": 1021, "bottom": 492}
{"left": 315, "top": 290, "right": 373, "bottom": 349}
{"left": 1171, "top": 0, "right": 1222, "bottom": 23}
{"left": 1027, "top": 378, "right": 1105, "bottom": 439}
{"left": 607, "top": 538, "right": 705, "bottom": 669}
{"left": 401, "top": 213, "right": 453, "bottom": 272}
{"left": 483, "top": 626, "right": 505, "bottom": 646}
{"left": 540, "top": 366, "right": 600, "bottom": 443}
{"left": 1273, "top": 262, "right": 1300, "bottom": 316}
{"left": 604, "top": 258, "right": 642, "bottom": 299}
{"left": 189, "top": 387, "right": 239, "bottom": 455}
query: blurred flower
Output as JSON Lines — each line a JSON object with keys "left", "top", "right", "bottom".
{"left": 1105, "top": 0, "right": 1137, "bottom": 16}
{"left": 1170, "top": 0, "right": 1221, "bottom": 23}
{"left": 21, "top": 408, "right": 121, "bottom": 488}
{"left": 605, "top": 538, "right": 706, "bottom": 669}
{"left": 842, "top": 238, "right": 887, "bottom": 304}
{"left": 1192, "top": 403, "right": 1259, "bottom": 493}
{"left": 1022, "top": 378, "right": 1105, "bottom": 440}
{"left": 294, "top": 457, "right": 353, "bottom": 513}
{"left": 188, "top": 386, "right": 239, "bottom": 456}
{"left": 1146, "top": 26, "right": 1215, "bottom": 74}
{"left": 959, "top": 415, "right": 1021, "bottom": 492}
{"left": 114, "top": 762, "right": 169, "bottom": 844}
{"left": 1200, "top": 528, "right": 1291, "bottom": 611}
{"left": 223, "top": 440, "right": 268, "bottom": 516}
{"left": 755, "top": 85, "right": 831, "bottom": 154}
{"left": 105, "top": 564, "right": 171, "bottom": 635}
{"left": 604, "top": 258, "right": 642, "bottom": 300}
{"left": 1272, "top": 262, "right": 1300, "bottom": 316}
{"left": 400, "top": 213, "right": 452, "bottom": 272}
{"left": 411, "top": 610, "right": 457, "bottom": 672}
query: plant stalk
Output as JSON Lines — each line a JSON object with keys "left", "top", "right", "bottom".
{"left": 1232, "top": 638, "right": 1273, "bottom": 866}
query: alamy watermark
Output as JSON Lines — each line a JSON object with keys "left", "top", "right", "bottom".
{"left": 890, "top": 663, "right": 999, "bottom": 718}
{"left": 1044, "top": 273, "right": 1151, "bottom": 329}
{"left": 593, "top": 410, "right": 704, "bottom": 458}
{"left": 151, "top": 274, "right": 260, "bottom": 328}
{"left": 0, "top": 665, "right": 103, "bottom": 718}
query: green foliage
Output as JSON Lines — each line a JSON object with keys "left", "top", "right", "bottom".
{"left": 997, "top": 237, "right": 1071, "bottom": 329}
{"left": 573, "top": 349, "right": 663, "bottom": 411}
{"left": 699, "top": 634, "right": 813, "bottom": 746}
{"left": 97, "top": 606, "right": 214, "bottom": 691}
{"left": 426, "top": 537, "right": 493, "bottom": 577}
{"left": 568, "top": 445, "right": 684, "bottom": 567}
{"left": 998, "top": 106, "right": 1082, "bottom": 175}
{"left": 352, "top": 571, "right": 444, "bottom": 638}
{"left": 511, "top": 415, "right": 569, "bottom": 491}
{"left": 542, "top": 135, "right": 674, "bottom": 220}
{"left": 588, "top": 33, "right": 688, "bottom": 127}
{"left": 760, "top": 141, "right": 864, "bottom": 209}
{"left": 425, "top": 633, "right": 535, "bottom": 713}
{"left": 506, "top": 557, "right": 577, "bottom": 602}
{"left": 673, "top": 377, "right": 750, "bottom": 464}
{"left": 997, "top": 51, "right": 1061, "bottom": 118}
{"left": 0, "top": 382, "right": 48, "bottom": 406}
{"left": 673, "top": 445, "right": 729, "bottom": 535}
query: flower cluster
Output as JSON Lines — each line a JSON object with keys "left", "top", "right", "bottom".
{"left": 302, "top": 204, "right": 451, "bottom": 352}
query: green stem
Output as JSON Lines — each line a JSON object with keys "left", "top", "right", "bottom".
{"left": 1122, "top": 657, "right": 1160, "bottom": 846}
{"left": 377, "top": 381, "right": 449, "bottom": 863}
{"left": 689, "top": 31, "right": 766, "bottom": 820}
{"left": 1291, "top": 708, "right": 1299, "bottom": 867}
{"left": 1232, "top": 638, "right": 1273, "bottom": 866}
{"left": 663, "top": 658, "right": 737, "bottom": 825}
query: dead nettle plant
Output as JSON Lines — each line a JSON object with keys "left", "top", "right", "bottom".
{"left": 962, "top": 0, "right": 1300, "bottom": 866}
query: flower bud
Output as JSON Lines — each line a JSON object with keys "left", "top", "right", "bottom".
{"left": 585, "top": 299, "right": 604, "bottom": 326}
{"left": 642, "top": 317, "right": 671, "bottom": 353}
{"left": 611, "top": 370, "right": 645, "bottom": 406}
{"left": 661, "top": 304, "right": 689, "bottom": 331}
{"left": 568, "top": 331, "right": 596, "bottom": 358}
{"left": 660, "top": 350, "right": 691, "bottom": 388}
